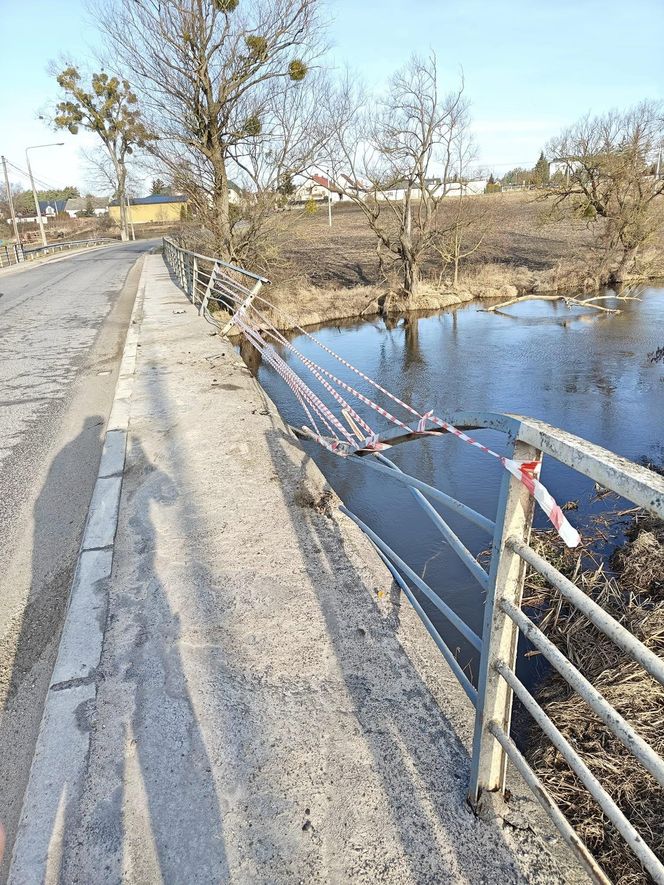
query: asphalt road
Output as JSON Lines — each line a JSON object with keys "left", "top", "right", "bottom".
{"left": 0, "top": 240, "right": 155, "bottom": 875}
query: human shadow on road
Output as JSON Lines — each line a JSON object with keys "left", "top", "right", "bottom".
{"left": 0, "top": 414, "right": 105, "bottom": 877}
{"left": 64, "top": 434, "right": 230, "bottom": 883}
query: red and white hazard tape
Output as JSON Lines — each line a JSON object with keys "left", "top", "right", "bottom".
{"left": 226, "top": 291, "right": 580, "bottom": 547}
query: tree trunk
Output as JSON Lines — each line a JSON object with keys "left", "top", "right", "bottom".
{"left": 610, "top": 245, "right": 638, "bottom": 283}
{"left": 403, "top": 257, "right": 420, "bottom": 297}
{"left": 116, "top": 162, "right": 128, "bottom": 242}
{"left": 211, "top": 153, "right": 232, "bottom": 261}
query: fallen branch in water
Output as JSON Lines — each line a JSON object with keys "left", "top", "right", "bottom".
{"left": 482, "top": 294, "right": 625, "bottom": 314}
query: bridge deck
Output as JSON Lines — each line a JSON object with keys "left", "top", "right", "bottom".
{"left": 10, "top": 255, "right": 586, "bottom": 883}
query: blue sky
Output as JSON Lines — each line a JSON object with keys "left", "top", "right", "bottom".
{"left": 1, "top": 0, "right": 662, "bottom": 193}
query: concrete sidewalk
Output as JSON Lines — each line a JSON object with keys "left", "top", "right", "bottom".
{"left": 9, "top": 254, "right": 583, "bottom": 884}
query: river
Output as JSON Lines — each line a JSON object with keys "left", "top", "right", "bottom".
{"left": 253, "top": 286, "right": 664, "bottom": 690}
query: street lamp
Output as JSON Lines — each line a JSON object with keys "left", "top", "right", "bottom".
{"left": 25, "top": 143, "right": 64, "bottom": 247}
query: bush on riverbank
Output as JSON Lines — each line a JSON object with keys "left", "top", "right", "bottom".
{"left": 523, "top": 511, "right": 664, "bottom": 884}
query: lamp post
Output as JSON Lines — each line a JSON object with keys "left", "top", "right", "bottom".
{"left": 25, "top": 143, "right": 64, "bottom": 247}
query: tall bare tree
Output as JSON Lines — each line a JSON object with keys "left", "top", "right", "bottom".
{"left": 325, "top": 54, "right": 469, "bottom": 297}
{"left": 94, "top": 0, "right": 327, "bottom": 264}
{"left": 53, "top": 68, "right": 152, "bottom": 240}
{"left": 546, "top": 101, "right": 664, "bottom": 283}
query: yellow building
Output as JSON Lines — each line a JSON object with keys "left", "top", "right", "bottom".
{"left": 109, "top": 194, "right": 187, "bottom": 225}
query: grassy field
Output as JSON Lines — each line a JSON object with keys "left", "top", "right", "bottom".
{"left": 272, "top": 191, "right": 596, "bottom": 289}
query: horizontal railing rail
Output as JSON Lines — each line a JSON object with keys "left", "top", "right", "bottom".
{"left": 162, "top": 235, "right": 664, "bottom": 884}
{"left": 21, "top": 237, "right": 117, "bottom": 260}
{"left": 1, "top": 237, "right": 118, "bottom": 268}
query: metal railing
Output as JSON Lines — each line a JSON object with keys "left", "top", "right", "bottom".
{"left": 0, "top": 237, "right": 117, "bottom": 268}
{"left": 162, "top": 237, "right": 268, "bottom": 334}
{"left": 0, "top": 243, "right": 25, "bottom": 268}
{"left": 163, "top": 236, "right": 664, "bottom": 884}
{"left": 21, "top": 237, "right": 117, "bottom": 261}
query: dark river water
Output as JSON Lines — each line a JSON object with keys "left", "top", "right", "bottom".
{"left": 253, "top": 286, "right": 664, "bottom": 692}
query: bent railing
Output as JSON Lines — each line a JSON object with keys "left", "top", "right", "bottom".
{"left": 162, "top": 236, "right": 268, "bottom": 332}
{"left": 163, "top": 236, "right": 664, "bottom": 884}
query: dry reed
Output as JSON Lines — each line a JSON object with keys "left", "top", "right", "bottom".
{"left": 523, "top": 512, "right": 664, "bottom": 884}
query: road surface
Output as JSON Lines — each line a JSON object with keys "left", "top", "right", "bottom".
{"left": 0, "top": 240, "right": 154, "bottom": 876}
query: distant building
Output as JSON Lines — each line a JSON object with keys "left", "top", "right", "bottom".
{"left": 295, "top": 174, "right": 344, "bottom": 202}
{"left": 65, "top": 197, "right": 109, "bottom": 218}
{"left": 109, "top": 194, "right": 188, "bottom": 225}
{"left": 12, "top": 215, "right": 49, "bottom": 225}
{"left": 374, "top": 178, "right": 487, "bottom": 201}
{"left": 445, "top": 179, "right": 488, "bottom": 197}
{"left": 228, "top": 181, "right": 242, "bottom": 205}
{"left": 549, "top": 158, "right": 581, "bottom": 179}
{"left": 38, "top": 199, "right": 68, "bottom": 216}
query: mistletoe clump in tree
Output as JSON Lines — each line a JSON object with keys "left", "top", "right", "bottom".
{"left": 54, "top": 68, "right": 153, "bottom": 240}
{"left": 95, "top": 0, "right": 326, "bottom": 264}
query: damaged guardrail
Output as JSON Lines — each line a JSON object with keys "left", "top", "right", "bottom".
{"left": 163, "top": 235, "right": 664, "bottom": 884}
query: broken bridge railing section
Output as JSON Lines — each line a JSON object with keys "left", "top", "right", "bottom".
{"left": 163, "top": 236, "right": 664, "bottom": 884}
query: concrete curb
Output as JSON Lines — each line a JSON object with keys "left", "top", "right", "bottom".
{"left": 7, "top": 258, "right": 147, "bottom": 884}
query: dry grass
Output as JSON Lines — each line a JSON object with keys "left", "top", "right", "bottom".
{"left": 523, "top": 513, "right": 664, "bottom": 884}
{"left": 272, "top": 193, "right": 598, "bottom": 289}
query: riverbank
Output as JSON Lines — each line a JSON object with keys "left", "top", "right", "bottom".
{"left": 222, "top": 268, "right": 658, "bottom": 337}
{"left": 523, "top": 509, "right": 664, "bottom": 883}
{"left": 241, "top": 276, "right": 520, "bottom": 332}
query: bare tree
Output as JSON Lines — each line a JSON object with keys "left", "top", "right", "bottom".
{"left": 94, "top": 0, "right": 328, "bottom": 263}
{"left": 325, "top": 54, "right": 469, "bottom": 297}
{"left": 434, "top": 193, "right": 490, "bottom": 287}
{"left": 431, "top": 127, "right": 489, "bottom": 286}
{"left": 80, "top": 145, "right": 143, "bottom": 201}
{"left": 545, "top": 101, "right": 664, "bottom": 283}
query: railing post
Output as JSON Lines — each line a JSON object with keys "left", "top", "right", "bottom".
{"left": 192, "top": 256, "right": 199, "bottom": 304}
{"left": 469, "top": 436, "right": 542, "bottom": 806}
{"left": 199, "top": 263, "right": 217, "bottom": 315}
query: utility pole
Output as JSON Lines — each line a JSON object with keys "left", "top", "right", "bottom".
{"left": 25, "top": 150, "right": 47, "bottom": 247}
{"left": 25, "top": 143, "right": 64, "bottom": 247}
{"left": 1, "top": 155, "right": 21, "bottom": 246}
